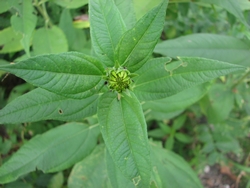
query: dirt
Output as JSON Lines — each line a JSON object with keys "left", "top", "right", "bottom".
{"left": 200, "top": 164, "right": 240, "bottom": 188}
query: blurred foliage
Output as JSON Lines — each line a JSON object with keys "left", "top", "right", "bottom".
{"left": 0, "top": 0, "right": 250, "bottom": 187}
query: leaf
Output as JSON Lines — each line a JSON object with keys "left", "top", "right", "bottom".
{"left": 200, "top": 0, "right": 248, "bottom": 26}
{"left": 175, "top": 133, "right": 192, "bottom": 143}
{"left": 106, "top": 149, "right": 135, "bottom": 188}
{"left": 0, "top": 88, "right": 98, "bottom": 124}
{"left": 71, "top": 28, "right": 91, "bottom": 54}
{"left": 154, "top": 34, "right": 250, "bottom": 67}
{"left": 0, "top": 123, "right": 100, "bottom": 184}
{"left": 239, "top": 0, "right": 250, "bottom": 10}
{"left": 0, "top": 52, "right": 105, "bottom": 99}
{"left": 151, "top": 143, "right": 203, "bottom": 188}
{"left": 68, "top": 145, "right": 109, "bottom": 188}
{"left": 59, "top": 9, "right": 76, "bottom": 47}
{"left": 89, "top": 0, "right": 126, "bottom": 67}
{"left": 48, "top": 172, "right": 64, "bottom": 188}
{"left": 0, "top": 0, "right": 10, "bottom": 14}
{"left": 51, "top": 0, "right": 88, "bottom": 9}
{"left": 200, "top": 83, "right": 235, "bottom": 123}
{"left": 97, "top": 91, "right": 151, "bottom": 188}
{"left": 143, "top": 83, "right": 210, "bottom": 114}
{"left": 114, "top": 0, "right": 136, "bottom": 29}
{"left": 115, "top": 0, "right": 168, "bottom": 72}
{"left": 33, "top": 26, "right": 68, "bottom": 55}
{"left": 134, "top": 0, "right": 163, "bottom": 20}
{"left": 0, "top": 27, "right": 23, "bottom": 54}
{"left": 134, "top": 57, "right": 246, "bottom": 101}
{"left": 10, "top": 0, "right": 37, "bottom": 57}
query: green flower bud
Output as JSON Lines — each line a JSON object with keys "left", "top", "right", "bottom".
{"left": 104, "top": 67, "right": 133, "bottom": 93}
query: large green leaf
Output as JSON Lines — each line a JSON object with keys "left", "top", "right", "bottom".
{"left": 114, "top": 0, "right": 136, "bottom": 29}
{"left": 68, "top": 145, "right": 109, "bottom": 188}
{"left": 106, "top": 149, "right": 135, "bottom": 188}
{"left": 50, "top": 0, "right": 88, "bottom": 9}
{"left": 151, "top": 143, "right": 203, "bottom": 188}
{"left": 33, "top": 26, "right": 68, "bottom": 55}
{"left": 0, "top": 52, "right": 105, "bottom": 99}
{"left": 97, "top": 91, "right": 151, "bottom": 188}
{"left": 200, "top": 0, "right": 248, "bottom": 26}
{"left": 134, "top": 57, "right": 246, "bottom": 101}
{"left": 0, "top": 88, "right": 98, "bottom": 124}
{"left": 10, "top": 0, "right": 37, "bottom": 57}
{"left": 200, "top": 83, "right": 235, "bottom": 123}
{"left": 115, "top": 0, "right": 168, "bottom": 72}
{"left": 0, "top": 27, "right": 23, "bottom": 54}
{"left": 89, "top": 0, "right": 126, "bottom": 67}
{"left": 0, "top": 123, "right": 100, "bottom": 184}
{"left": 143, "top": 83, "right": 210, "bottom": 118}
{"left": 154, "top": 34, "right": 250, "bottom": 67}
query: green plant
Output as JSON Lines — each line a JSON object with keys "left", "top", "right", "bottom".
{"left": 0, "top": 0, "right": 249, "bottom": 187}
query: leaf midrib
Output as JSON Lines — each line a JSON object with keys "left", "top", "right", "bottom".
{"left": 135, "top": 67, "right": 243, "bottom": 88}
{"left": 119, "top": 3, "right": 162, "bottom": 66}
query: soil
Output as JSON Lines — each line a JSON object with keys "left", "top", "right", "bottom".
{"left": 200, "top": 164, "right": 240, "bottom": 188}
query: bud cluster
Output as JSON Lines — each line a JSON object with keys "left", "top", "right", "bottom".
{"left": 105, "top": 67, "right": 132, "bottom": 93}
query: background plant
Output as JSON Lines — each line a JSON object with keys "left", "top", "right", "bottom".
{"left": 0, "top": 0, "right": 249, "bottom": 187}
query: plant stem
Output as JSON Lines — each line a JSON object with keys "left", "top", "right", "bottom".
{"left": 232, "top": 68, "right": 250, "bottom": 89}
{"left": 34, "top": 0, "right": 53, "bottom": 28}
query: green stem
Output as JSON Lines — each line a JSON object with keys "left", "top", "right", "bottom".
{"left": 34, "top": 0, "right": 53, "bottom": 28}
{"left": 232, "top": 68, "right": 250, "bottom": 89}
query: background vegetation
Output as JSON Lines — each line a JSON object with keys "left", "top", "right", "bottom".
{"left": 0, "top": 0, "right": 249, "bottom": 187}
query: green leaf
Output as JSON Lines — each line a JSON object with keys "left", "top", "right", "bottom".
{"left": 148, "top": 129, "right": 166, "bottom": 139}
{"left": 200, "top": 0, "right": 248, "bottom": 26}
{"left": 72, "top": 29, "right": 91, "bottom": 54}
{"left": 0, "top": 59, "right": 8, "bottom": 76}
{"left": 10, "top": 0, "right": 37, "bottom": 57}
{"left": 200, "top": 83, "right": 234, "bottom": 123}
{"left": 143, "top": 83, "right": 210, "bottom": 114}
{"left": 154, "top": 34, "right": 250, "bottom": 67}
{"left": 133, "top": 0, "right": 162, "bottom": 20}
{"left": 165, "top": 135, "right": 174, "bottom": 150}
{"left": 115, "top": 0, "right": 168, "bottom": 72}
{"left": 172, "top": 114, "right": 186, "bottom": 130}
{"left": 97, "top": 91, "right": 151, "bottom": 188}
{"left": 114, "top": 0, "right": 136, "bottom": 29}
{"left": 0, "top": 123, "right": 100, "bottom": 184}
{"left": 0, "top": 52, "right": 105, "bottom": 99}
{"left": 5, "top": 182, "right": 32, "bottom": 188}
{"left": 239, "top": 0, "right": 250, "bottom": 10}
{"left": 134, "top": 57, "right": 246, "bottom": 101}
{"left": 33, "top": 26, "right": 68, "bottom": 55}
{"left": 89, "top": 0, "right": 126, "bottom": 67}
{"left": 175, "top": 133, "right": 192, "bottom": 143}
{"left": 59, "top": 9, "right": 76, "bottom": 47}
{"left": 0, "top": 27, "right": 23, "bottom": 54}
{"left": 106, "top": 149, "right": 135, "bottom": 188}
{"left": 0, "top": 0, "right": 10, "bottom": 14}
{"left": 68, "top": 145, "right": 109, "bottom": 188}
{"left": 0, "top": 88, "right": 98, "bottom": 124}
{"left": 48, "top": 172, "right": 64, "bottom": 188}
{"left": 7, "top": 83, "right": 34, "bottom": 103}
{"left": 51, "top": 0, "right": 88, "bottom": 9}
{"left": 151, "top": 143, "right": 203, "bottom": 188}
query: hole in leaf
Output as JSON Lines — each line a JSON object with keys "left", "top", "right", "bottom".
{"left": 58, "top": 109, "right": 63, "bottom": 114}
